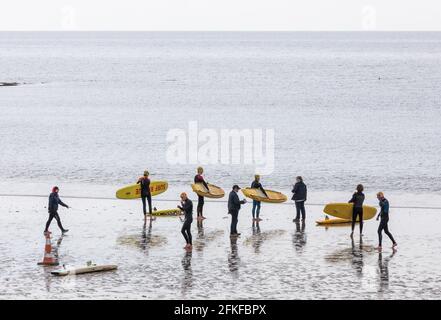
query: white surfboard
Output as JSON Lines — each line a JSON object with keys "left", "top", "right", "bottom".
{"left": 51, "top": 263, "right": 118, "bottom": 276}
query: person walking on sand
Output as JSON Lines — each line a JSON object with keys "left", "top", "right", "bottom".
{"left": 251, "top": 174, "right": 267, "bottom": 222}
{"left": 349, "top": 184, "right": 365, "bottom": 238}
{"left": 137, "top": 170, "right": 154, "bottom": 221}
{"left": 292, "top": 176, "right": 307, "bottom": 222}
{"left": 228, "top": 185, "right": 247, "bottom": 237}
{"left": 178, "top": 192, "right": 193, "bottom": 250}
{"left": 194, "top": 166, "right": 209, "bottom": 221}
{"left": 44, "top": 186, "right": 69, "bottom": 234}
{"left": 376, "top": 192, "right": 397, "bottom": 250}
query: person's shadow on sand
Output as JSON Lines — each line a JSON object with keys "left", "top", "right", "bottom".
{"left": 181, "top": 251, "right": 193, "bottom": 295}
{"left": 228, "top": 237, "right": 240, "bottom": 277}
{"left": 140, "top": 220, "right": 153, "bottom": 253}
{"left": 378, "top": 250, "right": 396, "bottom": 291}
{"left": 292, "top": 220, "right": 306, "bottom": 253}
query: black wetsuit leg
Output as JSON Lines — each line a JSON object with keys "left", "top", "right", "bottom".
{"left": 141, "top": 196, "right": 147, "bottom": 215}
{"left": 358, "top": 207, "right": 364, "bottom": 233}
{"left": 181, "top": 219, "right": 192, "bottom": 245}
{"left": 45, "top": 211, "right": 64, "bottom": 232}
{"left": 295, "top": 201, "right": 306, "bottom": 220}
{"left": 230, "top": 210, "right": 239, "bottom": 234}
{"left": 197, "top": 195, "right": 204, "bottom": 217}
{"left": 298, "top": 201, "right": 306, "bottom": 220}
{"left": 295, "top": 202, "right": 301, "bottom": 220}
{"left": 147, "top": 194, "right": 152, "bottom": 215}
{"left": 378, "top": 218, "right": 395, "bottom": 246}
{"left": 352, "top": 207, "right": 363, "bottom": 232}
{"left": 252, "top": 200, "right": 260, "bottom": 219}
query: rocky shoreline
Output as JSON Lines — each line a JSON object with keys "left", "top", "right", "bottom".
{"left": 0, "top": 82, "right": 20, "bottom": 87}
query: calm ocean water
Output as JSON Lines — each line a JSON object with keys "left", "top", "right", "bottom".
{"left": 1, "top": 32, "right": 441, "bottom": 300}
{"left": 1, "top": 32, "right": 441, "bottom": 193}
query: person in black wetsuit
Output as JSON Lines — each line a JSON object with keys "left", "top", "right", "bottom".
{"left": 137, "top": 170, "right": 154, "bottom": 221}
{"left": 178, "top": 192, "right": 193, "bottom": 250}
{"left": 251, "top": 174, "right": 267, "bottom": 222}
{"left": 376, "top": 192, "right": 397, "bottom": 250}
{"left": 292, "top": 176, "right": 307, "bottom": 222}
{"left": 349, "top": 184, "right": 365, "bottom": 238}
{"left": 194, "top": 166, "right": 209, "bottom": 220}
{"left": 228, "top": 185, "right": 247, "bottom": 237}
{"left": 44, "top": 186, "right": 69, "bottom": 234}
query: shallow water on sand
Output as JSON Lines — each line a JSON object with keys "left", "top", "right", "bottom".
{"left": 1, "top": 191, "right": 441, "bottom": 299}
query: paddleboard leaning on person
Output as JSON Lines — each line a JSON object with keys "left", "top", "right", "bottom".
{"left": 178, "top": 192, "right": 193, "bottom": 250}
{"left": 349, "top": 184, "right": 365, "bottom": 238}
{"left": 376, "top": 192, "right": 397, "bottom": 251}
{"left": 292, "top": 176, "right": 307, "bottom": 222}
{"left": 228, "top": 185, "right": 247, "bottom": 237}
{"left": 250, "top": 174, "right": 268, "bottom": 222}
{"left": 44, "top": 186, "right": 69, "bottom": 234}
{"left": 194, "top": 166, "right": 209, "bottom": 221}
{"left": 137, "top": 170, "right": 155, "bottom": 221}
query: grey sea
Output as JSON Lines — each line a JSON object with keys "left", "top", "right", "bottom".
{"left": 0, "top": 32, "right": 441, "bottom": 299}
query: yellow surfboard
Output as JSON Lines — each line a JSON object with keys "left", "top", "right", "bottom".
{"left": 323, "top": 203, "right": 377, "bottom": 220}
{"left": 152, "top": 208, "right": 182, "bottom": 216}
{"left": 191, "top": 183, "right": 225, "bottom": 198}
{"left": 241, "top": 188, "right": 287, "bottom": 203}
{"left": 116, "top": 181, "right": 168, "bottom": 199}
{"left": 316, "top": 217, "right": 352, "bottom": 225}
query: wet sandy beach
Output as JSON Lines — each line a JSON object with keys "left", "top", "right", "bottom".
{"left": 1, "top": 185, "right": 441, "bottom": 299}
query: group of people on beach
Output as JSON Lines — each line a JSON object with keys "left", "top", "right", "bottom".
{"left": 43, "top": 167, "right": 397, "bottom": 253}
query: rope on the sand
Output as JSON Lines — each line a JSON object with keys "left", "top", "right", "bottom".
{"left": 1, "top": 193, "right": 441, "bottom": 210}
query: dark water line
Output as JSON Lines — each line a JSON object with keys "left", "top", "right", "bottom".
{"left": 1, "top": 193, "right": 441, "bottom": 211}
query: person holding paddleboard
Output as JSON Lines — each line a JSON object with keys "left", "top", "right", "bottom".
{"left": 194, "top": 166, "right": 209, "bottom": 220}
{"left": 44, "top": 186, "right": 69, "bottom": 234}
{"left": 228, "top": 185, "right": 247, "bottom": 237}
{"left": 178, "top": 192, "right": 193, "bottom": 250}
{"left": 137, "top": 170, "right": 154, "bottom": 221}
{"left": 376, "top": 192, "right": 397, "bottom": 250}
{"left": 250, "top": 174, "right": 268, "bottom": 222}
{"left": 292, "top": 176, "right": 307, "bottom": 222}
{"left": 349, "top": 184, "right": 365, "bottom": 238}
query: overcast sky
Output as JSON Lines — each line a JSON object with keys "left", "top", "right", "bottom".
{"left": 1, "top": 0, "right": 441, "bottom": 31}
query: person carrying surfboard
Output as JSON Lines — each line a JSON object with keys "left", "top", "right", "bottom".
{"left": 194, "top": 166, "right": 209, "bottom": 221}
{"left": 376, "top": 192, "right": 397, "bottom": 250}
{"left": 137, "top": 170, "right": 154, "bottom": 221}
{"left": 251, "top": 174, "right": 268, "bottom": 222}
{"left": 44, "top": 186, "right": 69, "bottom": 234}
{"left": 292, "top": 176, "right": 307, "bottom": 222}
{"left": 228, "top": 185, "right": 247, "bottom": 237}
{"left": 178, "top": 192, "right": 193, "bottom": 250}
{"left": 349, "top": 184, "right": 365, "bottom": 238}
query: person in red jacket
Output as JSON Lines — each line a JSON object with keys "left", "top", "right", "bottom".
{"left": 44, "top": 186, "right": 69, "bottom": 234}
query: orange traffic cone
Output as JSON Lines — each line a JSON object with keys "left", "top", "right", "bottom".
{"left": 38, "top": 232, "right": 59, "bottom": 266}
